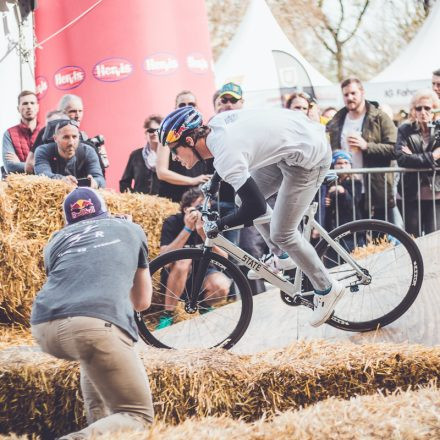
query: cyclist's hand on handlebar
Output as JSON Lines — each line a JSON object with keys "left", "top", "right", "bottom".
{"left": 201, "top": 179, "right": 220, "bottom": 197}
{"left": 192, "top": 174, "right": 212, "bottom": 185}
{"left": 203, "top": 220, "right": 219, "bottom": 238}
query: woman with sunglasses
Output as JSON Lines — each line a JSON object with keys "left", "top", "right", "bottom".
{"left": 395, "top": 89, "right": 440, "bottom": 236}
{"left": 119, "top": 115, "right": 162, "bottom": 194}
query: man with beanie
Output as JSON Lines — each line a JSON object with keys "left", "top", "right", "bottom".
{"left": 31, "top": 187, "right": 154, "bottom": 439}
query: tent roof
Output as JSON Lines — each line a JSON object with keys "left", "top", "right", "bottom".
{"left": 214, "top": 0, "right": 332, "bottom": 91}
{"left": 371, "top": 1, "right": 440, "bottom": 83}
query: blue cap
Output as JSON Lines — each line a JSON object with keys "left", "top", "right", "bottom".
{"left": 63, "top": 187, "right": 109, "bottom": 224}
{"left": 332, "top": 149, "right": 352, "bottom": 165}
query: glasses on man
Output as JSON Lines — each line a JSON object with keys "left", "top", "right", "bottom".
{"left": 415, "top": 106, "right": 432, "bottom": 112}
{"left": 220, "top": 96, "right": 239, "bottom": 104}
{"left": 146, "top": 128, "right": 158, "bottom": 134}
{"left": 177, "top": 102, "right": 196, "bottom": 108}
{"left": 56, "top": 119, "right": 80, "bottom": 130}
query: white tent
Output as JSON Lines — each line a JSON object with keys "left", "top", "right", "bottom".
{"left": 364, "top": 1, "right": 440, "bottom": 110}
{"left": 214, "top": 0, "right": 337, "bottom": 108}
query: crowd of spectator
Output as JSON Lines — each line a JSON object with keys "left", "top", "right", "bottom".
{"left": 2, "top": 65, "right": 440, "bottom": 438}
{"left": 2, "top": 70, "right": 440, "bottom": 331}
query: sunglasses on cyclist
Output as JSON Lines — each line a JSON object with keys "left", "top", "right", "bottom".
{"left": 177, "top": 102, "right": 196, "bottom": 108}
{"left": 220, "top": 96, "right": 240, "bottom": 104}
{"left": 415, "top": 106, "right": 432, "bottom": 112}
{"left": 146, "top": 128, "right": 158, "bottom": 134}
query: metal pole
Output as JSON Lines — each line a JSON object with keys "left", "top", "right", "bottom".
{"left": 433, "top": 170, "right": 437, "bottom": 231}
{"left": 417, "top": 172, "right": 421, "bottom": 236}
{"left": 384, "top": 172, "right": 388, "bottom": 222}
{"left": 401, "top": 172, "right": 406, "bottom": 230}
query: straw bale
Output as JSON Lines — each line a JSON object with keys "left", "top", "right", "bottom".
{"left": 0, "top": 324, "right": 33, "bottom": 350}
{"left": 0, "top": 182, "right": 13, "bottom": 233}
{"left": 3, "top": 175, "right": 178, "bottom": 259}
{"left": 0, "top": 234, "right": 46, "bottom": 324}
{"left": 81, "top": 386, "right": 440, "bottom": 440}
{"left": 0, "top": 175, "right": 178, "bottom": 325}
{"left": 6, "top": 174, "right": 179, "bottom": 257}
{"left": 0, "top": 340, "right": 439, "bottom": 438}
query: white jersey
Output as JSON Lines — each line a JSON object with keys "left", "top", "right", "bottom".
{"left": 206, "top": 108, "right": 330, "bottom": 190}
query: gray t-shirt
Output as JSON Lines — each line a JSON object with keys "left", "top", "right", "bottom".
{"left": 30, "top": 217, "right": 149, "bottom": 341}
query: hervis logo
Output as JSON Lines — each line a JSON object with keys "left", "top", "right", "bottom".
{"left": 54, "top": 66, "right": 85, "bottom": 90}
{"left": 143, "top": 53, "right": 178, "bottom": 75}
{"left": 92, "top": 57, "right": 133, "bottom": 82}
{"left": 186, "top": 53, "right": 209, "bottom": 74}
{"left": 35, "top": 76, "right": 48, "bottom": 99}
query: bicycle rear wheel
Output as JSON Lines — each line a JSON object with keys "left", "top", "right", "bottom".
{"left": 314, "top": 219, "right": 424, "bottom": 332}
{"left": 135, "top": 248, "right": 253, "bottom": 349}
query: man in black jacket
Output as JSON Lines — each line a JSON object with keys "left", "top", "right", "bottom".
{"left": 34, "top": 119, "right": 105, "bottom": 188}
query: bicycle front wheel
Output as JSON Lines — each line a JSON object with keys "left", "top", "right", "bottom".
{"left": 135, "top": 248, "right": 253, "bottom": 349}
{"left": 315, "top": 219, "right": 424, "bottom": 332}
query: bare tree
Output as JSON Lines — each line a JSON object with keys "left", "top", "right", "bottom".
{"left": 206, "top": 0, "right": 436, "bottom": 82}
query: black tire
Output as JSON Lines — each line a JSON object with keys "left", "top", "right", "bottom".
{"left": 135, "top": 248, "right": 253, "bottom": 349}
{"left": 314, "top": 219, "right": 424, "bottom": 332}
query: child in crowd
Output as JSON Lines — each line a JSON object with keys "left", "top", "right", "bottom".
{"left": 325, "top": 150, "right": 363, "bottom": 231}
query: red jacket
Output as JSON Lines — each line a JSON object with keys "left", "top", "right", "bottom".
{"left": 8, "top": 122, "right": 41, "bottom": 161}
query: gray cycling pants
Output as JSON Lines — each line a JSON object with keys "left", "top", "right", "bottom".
{"left": 251, "top": 158, "right": 332, "bottom": 291}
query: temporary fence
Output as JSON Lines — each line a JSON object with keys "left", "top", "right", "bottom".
{"left": 318, "top": 166, "right": 440, "bottom": 237}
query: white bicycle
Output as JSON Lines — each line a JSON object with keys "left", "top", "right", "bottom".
{"left": 135, "top": 177, "right": 424, "bottom": 350}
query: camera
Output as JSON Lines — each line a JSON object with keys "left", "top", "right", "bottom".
{"left": 88, "top": 134, "right": 105, "bottom": 148}
{"left": 77, "top": 177, "right": 91, "bottom": 187}
{"left": 88, "top": 135, "right": 110, "bottom": 168}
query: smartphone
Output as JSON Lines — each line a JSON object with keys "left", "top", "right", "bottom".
{"left": 77, "top": 177, "right": 91, "bottom": 187}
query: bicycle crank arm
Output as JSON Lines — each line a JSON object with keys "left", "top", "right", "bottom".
{"left": 280, "top": 291, "right": 314, "bottom": 309}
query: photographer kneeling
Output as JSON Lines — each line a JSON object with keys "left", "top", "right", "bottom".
{"left": 31, "top": 187, "right": 154, "bottom": 438}
{"left": 156, "top": 188, "right": 231, "bottom": 329}
{"left": 34, "top": 119, "right": 106, "bottom": 188}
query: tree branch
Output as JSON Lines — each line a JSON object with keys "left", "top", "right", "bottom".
{"left": 341, "top": 0, "right": 370, "bottom": 45}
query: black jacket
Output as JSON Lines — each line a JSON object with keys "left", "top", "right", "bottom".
{"left": 119, "top": 148, "right": 160, "bottom": 195}
{"left": 395, "top": 122, "right": 440, "bottom": 200}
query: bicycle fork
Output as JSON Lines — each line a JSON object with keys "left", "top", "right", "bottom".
{"left": 185, "top": 246, "right": 213, "bottom": 313}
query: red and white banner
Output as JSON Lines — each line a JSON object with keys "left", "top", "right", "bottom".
{"left": 34, "top": 0, "right": 215, "bottom": 190}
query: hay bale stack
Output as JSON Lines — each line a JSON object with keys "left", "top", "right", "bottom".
{"left": 89, "top": 386, "right": 440, "bottom": 439}
{"left": 0, "top": 175, "right": 178, "bottom": 325}
{"left": 0, "top": 234, "right": 46, "bottom": 324}
{"left": 1, "top": 340, "right": 439, "bottom": 438}
{"left": 3, "top": 175, "right": 178, "bottom": 258}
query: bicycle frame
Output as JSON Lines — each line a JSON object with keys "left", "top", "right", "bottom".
{"left": 187, "top": 199, "right": 370, "bottom": 310}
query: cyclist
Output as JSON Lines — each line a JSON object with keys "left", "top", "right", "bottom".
{"left": 158, "top": 106, "right": 344, "bottom": 327}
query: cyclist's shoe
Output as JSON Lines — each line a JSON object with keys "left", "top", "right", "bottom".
{"left": 309, "top": 281, "right": 345, "bottom": 327}
{"left": 247, "top": 253, "right": 296, "bottom": 280}
{"left": 155, "top": 312, "right": 174, "bottom": 330}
